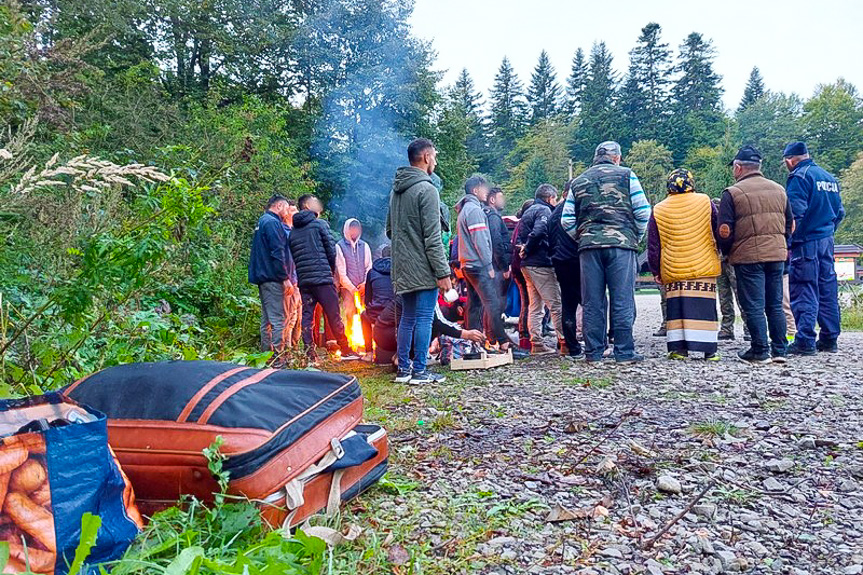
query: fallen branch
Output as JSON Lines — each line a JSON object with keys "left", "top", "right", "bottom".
{"left": 642, "top": 477, "right": 717, "bottom": 550}
{"left": 570, "top": 405, "right": 638, "bottom": 470}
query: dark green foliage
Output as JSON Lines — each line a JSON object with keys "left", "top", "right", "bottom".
{"left": 739, "top": 66, "right": 766, "bottom": 112}
{"left": 564, "top": 48, "right": 587, "bottom": 117}
{"left": 837, "top": 153, "right": 863, "bottom": 245}
{"left": 620, "top": 23, "right": 673, "bottom": 148}
{"left": 527, "top": 50, "right": 562, "bottom": 124}
{"left": 802, "top": 79, "right": 863, "bottom": 172}
{"left": 571, "top": 42, "right": 619, "bottom": 163}
{"left": 737, "top": 91, "right": 804, "bottom": 182}
{"left": 669, "top": 33, "right": 725, "bottom": 163}
{"left": 488, "top": 56, "right": 529, "bottom": 176}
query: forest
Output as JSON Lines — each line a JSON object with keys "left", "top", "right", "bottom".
{"left": 2, "top": 0, "right": 863, "bottom": 393}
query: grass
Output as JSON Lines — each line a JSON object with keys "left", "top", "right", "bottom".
{"left": 714, "top": 486, "right": 759, "bottom": 505}
{"left": 561, "top": 374, "right": 614, "bottom": 389}
{"left": 689, "top": 419, "right": 741, "bottom": 438}
{"left": 319, "top": 482, "right": 549, "bottom": 574}
{"left": 840, "top": 285, "right": 863, "bottom": 331}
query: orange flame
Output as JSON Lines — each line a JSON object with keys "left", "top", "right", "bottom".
{"left": 347, "top": 291, "right": 366, "bottom": 350}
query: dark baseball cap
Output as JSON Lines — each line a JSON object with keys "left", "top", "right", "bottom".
{"left": 782, "top": 141, "right": 809, "bottom": 157}
{"left": 727, "top": 145, "right": 763, "bottom": 166}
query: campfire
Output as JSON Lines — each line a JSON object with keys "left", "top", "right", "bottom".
{"left": 347, "top": 291, "right": 366, "bottom": 351}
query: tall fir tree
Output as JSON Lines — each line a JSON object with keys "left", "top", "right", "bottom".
{"left": 738, "top": 66, "right": 766, "bottom": 112}
{"left": 571, "top": 41, "right": 619, "bottom": 163}
{"left": 564, "top": 47, "right": 587, "bottom": 117}
{"left": 527, "top": 50, "right": 562, "bottom": 124}
{"left": 449, "top": 68, "right": 491, "bottom": 174}
{"left": 452, "top": 68, "right": 482, "bottom": 116}
{"left": 488, "top": 56, "right": 529, "bottom": 174}
{"left": 670, "top": 32, "right": 725, "bottom": 162}
{"left": 619, "top": 22, "right": 673, "bottom": 148}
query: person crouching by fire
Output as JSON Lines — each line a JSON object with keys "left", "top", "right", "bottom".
{"left": 360, "top": 245, "right": 396, "bottom": 362}
{"left": 335, "top": 218, "right": 372, "bottom": 328}
{"left": 288, "top": 194, "right": 360, "bottom": 363}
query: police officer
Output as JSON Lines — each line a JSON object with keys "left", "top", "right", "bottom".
{"left": 783, "top": 142, "right": 845, "bottom": 355}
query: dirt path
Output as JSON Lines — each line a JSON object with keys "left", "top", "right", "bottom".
{"left": 329, "top": 294, "right": 863, "bottom": 575}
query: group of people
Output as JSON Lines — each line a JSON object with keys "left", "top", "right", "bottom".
{"left": 248, "top": 193, "right": 372, "bottom": 365}
{"left": 248, "top": 134, "right": 845, "bottom": 381}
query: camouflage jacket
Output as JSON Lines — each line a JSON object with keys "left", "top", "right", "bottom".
{"left": 561, "top": 159, "right": 651, "bottom": 252}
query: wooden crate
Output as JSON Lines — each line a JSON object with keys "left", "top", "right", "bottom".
{"left": 451, "top": 348, "right": 513, "bottom": 371}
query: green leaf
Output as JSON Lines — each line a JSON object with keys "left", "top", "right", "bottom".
{"left": 69, "top": 512, "right": 102, "bottom": 575}
{"left": 0, "top": 541, "right": 9, "bottom": 572}
{"left": 165, "top": 546, "right": 205, "bottom": 575}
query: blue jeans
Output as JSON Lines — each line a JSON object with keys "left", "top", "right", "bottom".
{"left": 735, "top": 261, "right": 787, "bottom": 356}
{"left": 580, "top": 248, "right": 637, "bottom": 361}
{"left": 397, "top": 288, "right": 437, "bottom": 373}
{"left": 790, "top": 236, "right": 841, "bottom": 348}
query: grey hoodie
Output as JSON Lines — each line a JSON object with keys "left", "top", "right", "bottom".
{"left": 456, "top": 194, "right": 494, "bottom": 270}
{"left": 386, "top": 166, "right": 450, "bottom": 294}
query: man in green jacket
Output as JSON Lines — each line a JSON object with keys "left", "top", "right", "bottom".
{"left": 386, "top": 138, "right": 453, "bottom": 385}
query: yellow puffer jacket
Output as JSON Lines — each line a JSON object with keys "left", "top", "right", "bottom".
{"left": 653, "top": 192, "right": 721, "bottom": 283}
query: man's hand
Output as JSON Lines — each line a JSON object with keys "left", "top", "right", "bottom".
{"left": 283, "top": 280, "right": 294, "bottom": 295}
{"left": 503, "top": 269, "right": 511, "bottom": 280}
{"left": 519, "top": 245, "right": 526, "bottom": 258}
{"left": 461, "top": 329, "right": 486, "bottom": 343}
{"left": 436, "top": 276, "right": 453, "bottom": 291}
{"left": 653, "top": 275, "right": 662, "bottom": 285}
{"left": 488, "top": 268, "right": 495, "bottom": 279}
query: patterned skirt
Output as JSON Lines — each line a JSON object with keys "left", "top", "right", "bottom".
{"left": 665, "top": 277, "right": 718, "bottom": 355}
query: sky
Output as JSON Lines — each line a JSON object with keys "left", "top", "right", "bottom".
{"left": 409, "top": 0, "right": 863, "bottom": 111}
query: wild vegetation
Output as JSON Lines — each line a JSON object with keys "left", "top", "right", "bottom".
{"left": 2, "top": 0, "right": 863, "bottom": 573}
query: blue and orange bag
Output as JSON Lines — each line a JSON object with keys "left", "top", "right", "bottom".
{"left": 0, "top": 393, "right": 142, "bottom": 574}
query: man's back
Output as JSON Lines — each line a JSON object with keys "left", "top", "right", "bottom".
{"left": 387, "top": 166, "right": 449, "bottom": 294}
{"left": 548, "top": 201, "right": 579, "bottom": 264}
{"left": 787, "top": 159, "right": 845, "bottom": 246}
{"left": 566, "top": 161, "right": 643, "bottom": 252}
{"left": 288, "top": 210, "right": 335, "bottom": 287}
{"left": 722, "top": 173, "right": 790, "bottom": 265}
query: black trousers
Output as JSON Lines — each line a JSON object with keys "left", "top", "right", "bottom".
{"left": 463, "top": 266, "right": 508, "bottom": 345}
{"left": 301, "top": 283, "right": 350, "bottom": 356}
{"left": 553, "top": 258, "right": 582, "bottom": 355}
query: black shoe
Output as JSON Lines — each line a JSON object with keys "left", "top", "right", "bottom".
{"left": 737, "top": 349, "right": 771, "bottom": 364}
{"left": 566, "top": 346, "right": 584, "bottom": 360}
{"left": 616, "top": 354, "right": 645, "bottom": 365}
{"left": 718, "top": 331, "right": 735, "bottom": 341}
{"left": 653, "top": 327, "right": 667, "bottom": 337}
{"left": 339, "top": 349, "right": 361, "bottom": 361}
{"left": 409, "top": 370, "right": 446, "bottom": 385}
{"left": 394, "top": 369, "right": 412, "bottom": 383}
{"left": 771, "top": 354, "right": 788, "bottom": 364}
{"left": 788, "top": 341, "right": 816, "bottom": 356}
{"left": 510, "top": 347, "right": 531, "bottom": 360}
{"left": 817, "top": 339, "right": 838, "bottom": 353}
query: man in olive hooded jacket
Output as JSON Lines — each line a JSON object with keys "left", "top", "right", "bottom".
{"left": 386, "top": 138, "right": 452, "bottom": 385}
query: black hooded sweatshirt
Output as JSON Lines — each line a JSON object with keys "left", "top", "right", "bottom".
{"left": 364, "top": 257, "right": 395, "bottom": 320}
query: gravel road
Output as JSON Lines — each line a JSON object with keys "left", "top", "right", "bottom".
{"left": 339, "top": 293, "right": 863, "bottom": 575}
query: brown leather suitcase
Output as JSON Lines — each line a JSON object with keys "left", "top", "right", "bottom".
{"left": 63, "top": 361, "right": 388, "bottom": 527}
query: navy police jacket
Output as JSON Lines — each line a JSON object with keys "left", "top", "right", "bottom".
{"left": 786, "top": 159, "right": 845, "bottom": 246}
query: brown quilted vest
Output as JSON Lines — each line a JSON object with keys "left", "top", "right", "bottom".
{"left": 726, "top": 173, "right": 788, "bottom": 265}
